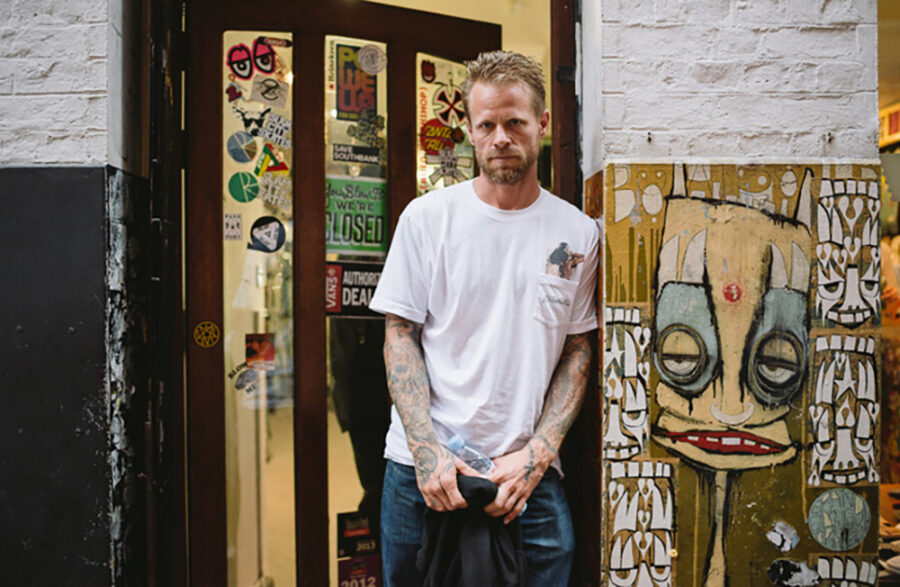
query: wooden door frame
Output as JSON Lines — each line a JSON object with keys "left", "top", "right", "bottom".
{"left": 551, "top": 0, "right": 579, "bottom": 207}
{"left": 549, "top": 3, "right": 601, "bottom": 586}
{"left": 184, "top": 3, "right": 499, "bottom": 585}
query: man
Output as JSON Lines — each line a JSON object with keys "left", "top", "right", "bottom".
{"left": 369, "top": 51, "right": 598, "bottom": 586}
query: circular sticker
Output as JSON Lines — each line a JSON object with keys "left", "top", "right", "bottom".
{"left": 358, "top": 44, "right": 387, "bottom": 75}
{"left": 226, "top": 131, "right": 258, "bottom": 163}
{"left": 193, "top": 321, "right": 221, "bottom": 348}
{"left": 228, "top": 171, "right": 259, "bottom": 203}
{"left": 248, "top": 216, "right": 286, "bottom": 253}
{"left": 807, "top": 488, "right": 870, "bottom": 551}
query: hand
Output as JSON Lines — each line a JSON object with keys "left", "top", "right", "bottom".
{"left": 484, "top": 439, "right": 555, "bottom": 524}
{"left": 412, "top": 444, "right": 480, "bottom": 512}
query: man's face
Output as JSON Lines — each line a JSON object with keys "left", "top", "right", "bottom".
{"left": 465, "top": 81, "right": 548, "bottom": 185}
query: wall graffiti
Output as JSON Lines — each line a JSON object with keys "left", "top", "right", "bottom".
{"left": 814, "top": 555, "right": 878, "bottom": 586}
{"left": 808, "top": 335, "right": 879, "bottom": 486}
{"left": 603, "top": 306, "right": 650, "bottom": 461}
{"left": 815, "top": 176, "right": 881, "bottom": 327}
{"left": 605, "top": 461, "right": 675, "bottom": 587}
{"left": 602, "top": 161, "right": 881, "bottom": 587}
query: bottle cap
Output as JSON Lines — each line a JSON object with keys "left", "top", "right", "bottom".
{"left": 447, "top": 433, "right": 464, "bottom": 453}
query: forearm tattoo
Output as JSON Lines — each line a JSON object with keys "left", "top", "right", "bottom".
{"left": 533, "top": 433, "right": 556, "bottom": 456}
{"left": 412, "top": 446, "right": 437, "bottom": 485}
{"left": 384, "top": 314, "right": 445, "bottom": 473}
{"left": 534, "top": 331, "right": 594, "bottom": 455}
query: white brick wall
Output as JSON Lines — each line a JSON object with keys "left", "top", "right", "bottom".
{"left": 0, "top": 1, "right": 109, "bottom": 165}
{"left": 581, "top": 0, "right": 879, "bottom": 177}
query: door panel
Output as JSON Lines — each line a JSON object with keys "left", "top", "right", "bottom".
{"left": 414, "top": 53, "right": 475, "bottom": 196}
{"left": 220, "top": 29, "right": 297, "bottom": 587}
{"left": 187, "top": 2, "right": 500, "bottom": 585}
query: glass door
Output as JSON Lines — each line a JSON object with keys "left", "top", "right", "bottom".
{"left": 324, "top": 35, "right": 390, "bottom": 586}
{"left": 221, "top": 30, "right": 297, "bottom": 587}
{"left": 186, "top": 3, "right": 500, "bottom": 585}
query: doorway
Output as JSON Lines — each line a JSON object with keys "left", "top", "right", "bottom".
{"left": 185, "top": 2, "right": 499, "bottom": 585}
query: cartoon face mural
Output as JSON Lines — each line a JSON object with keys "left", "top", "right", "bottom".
{"left": 603, "top": 307, "right": 651, "bottom": 460}
{"left": 815, "top": 178, "right": 881, "bottom": 327}
{"left": 809, "top": 335, "right": 880, "bottom": 486}
{"left": 601, "top": 162, "right": 882, "bottom": 587}
{"left": 651, "top": 187, "right": 812, "bottom": 470}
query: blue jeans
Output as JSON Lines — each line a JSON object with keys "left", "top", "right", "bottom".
{"left": 380, "top": 459, "right": 574, "bottom": 587}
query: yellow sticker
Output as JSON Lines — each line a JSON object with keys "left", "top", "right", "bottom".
{"left": 193, "top": 321, "right": 221, "bottom": 348}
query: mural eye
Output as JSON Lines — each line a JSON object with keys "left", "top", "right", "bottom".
{"left": 751, "top": 332, "right": 803, "bottom": 405}
{"left": 860, "top": 279, "right": 879, "bottom": 296}
{"left": 820, "top": 280, "right": 843, "bottom": 298}
{"left": 657, "top": 325, "right": 706, "bottom": 386}
{"left": 227, "top": 44, "right": 253, "bottom": 79}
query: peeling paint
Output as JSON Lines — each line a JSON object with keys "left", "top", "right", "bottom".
{"left": 766, "top": 520, "right": 799, "bottom": 552}
{"left": 767, "top": 559, "right": 819, "bottom": 587}
{"left": 105, "top": 167, "right": 151, "bottom": 585}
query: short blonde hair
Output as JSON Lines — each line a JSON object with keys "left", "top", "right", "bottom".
{"left": 461, "top": 51, "right": 546, "bottom": 119}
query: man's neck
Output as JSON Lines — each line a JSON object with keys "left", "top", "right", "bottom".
{"left": 472, "top": 172, "right": 542, "bottom": 211}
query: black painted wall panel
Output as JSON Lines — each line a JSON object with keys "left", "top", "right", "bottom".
{"left": 0, "top": 167, "right": 111, "bottom": 586}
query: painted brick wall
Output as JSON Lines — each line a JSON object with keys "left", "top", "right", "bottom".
{"left": 0, "top": 1, "right": 145, "bottom": 173}
{"left": 580, "top": 0, "right": 879, "bottom": 176}
{"left": 0, "top": 1, "right": 108, "bottom": 164}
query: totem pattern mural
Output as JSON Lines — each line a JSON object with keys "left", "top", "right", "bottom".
{"left": 601, "top": 162, "right": 881, "bottom": 587}
{"left": 606, "top": 460, "right": 675, "bottom": 587}
{"left": 813, "top": 555, "right": 879, "bottom": 586}
{"left": 603, "top": 307, "right": 651, "bottom": 461}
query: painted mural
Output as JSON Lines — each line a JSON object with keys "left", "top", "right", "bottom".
{"left": 602, "top": 162, "right": 882, "bottom": 587}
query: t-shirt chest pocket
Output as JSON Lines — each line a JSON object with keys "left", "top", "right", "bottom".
{"left": 532, "top": 273, "right": 578, "bottom": 327}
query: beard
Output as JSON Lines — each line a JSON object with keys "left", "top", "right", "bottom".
{"left": 477, "top": 143, "right": 539, "bottom": 185}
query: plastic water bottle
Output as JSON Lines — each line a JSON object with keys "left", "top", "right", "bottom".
{"left": 447, "top": 434, "right": 494, "bottom": 475}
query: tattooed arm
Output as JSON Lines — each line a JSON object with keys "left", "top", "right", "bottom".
{"left": 484, "top": 330, "right": 595, "bottom": 523}
{"left": 384, "top": 313, "right": 475, "bottom": 511}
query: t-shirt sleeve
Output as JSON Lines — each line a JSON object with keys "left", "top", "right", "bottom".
{"left": 369, "top": 209, "right": 431, "bottom": 324}
{"left": 567, "top": 219, "right": 600, "bottom": 335}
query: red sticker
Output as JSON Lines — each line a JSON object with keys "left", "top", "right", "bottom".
{"left": 419, "top": 118, "right": 463, "bottom": 155}
{"left": 723, "top": 283, "right": 742, "bottom": 302}
{"left": 325, "top": 264, "right": 342, "bottom": 313}
{"left": 421, "top": 60, "right": 436, "bottom": 83}
{"left": 245, "top": 333, "right": 276, "bottom": 371}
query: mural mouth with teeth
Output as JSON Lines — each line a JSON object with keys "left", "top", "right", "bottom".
{"left": 653, "top": 400, "right": 799, "bottom": 469}
{"left": 821, "top": 468, "right": 866, "bottom": 484}
{"left": 657, "top": 429, "right": 788, "bottom": 455}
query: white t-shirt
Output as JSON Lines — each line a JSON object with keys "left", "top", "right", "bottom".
{"left": 369, "top": 180, "right": 599, "bottom": 473}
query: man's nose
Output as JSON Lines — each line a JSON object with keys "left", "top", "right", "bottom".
{"left": 492, "top": 125, "right": 511, "bottom": 148}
